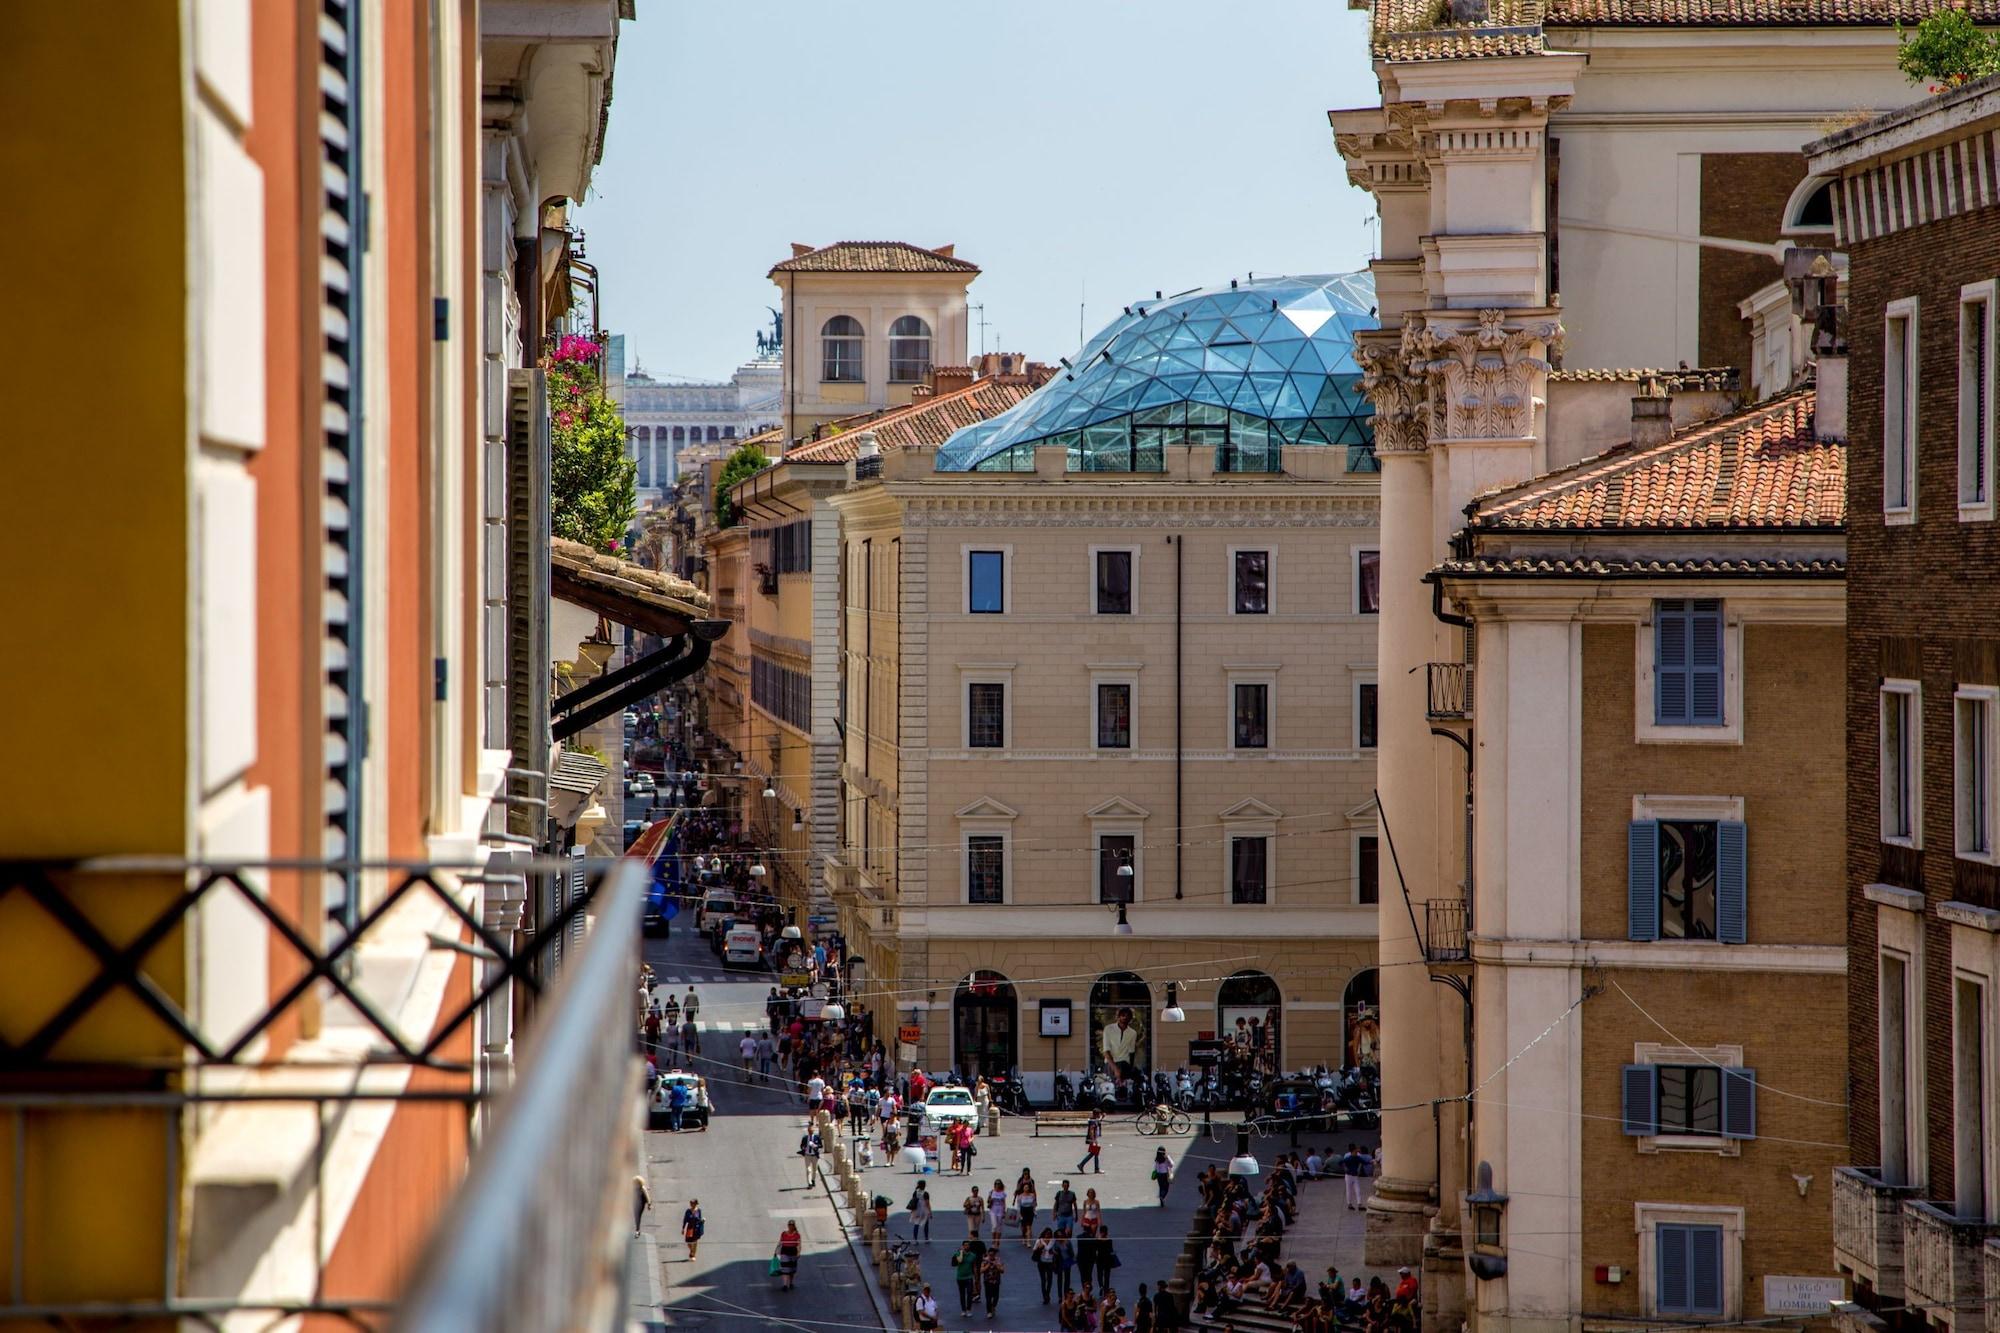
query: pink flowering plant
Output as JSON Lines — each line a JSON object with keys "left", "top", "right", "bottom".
{"left": 542, "top": 338, "right": 635, "bottom": 551}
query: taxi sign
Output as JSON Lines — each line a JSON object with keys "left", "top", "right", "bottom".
{"left": 897, "top": 1024, "right": 923, "bottom": 1045}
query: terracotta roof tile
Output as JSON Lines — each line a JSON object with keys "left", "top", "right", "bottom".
{"left": 768, "top": 242, "right": 979, "bottom": 276}
{"left": 1472, "top": 387, "right": 1843, "bottom": 531}
{"left": 1369, "top": 0, "right": 1546, "bottom": 59}
{"left": 1435, "top": 554, "right": 1845, "bottom": 579}
{"left": 1545, "top": 0, "right": 2000, "bottom": 23}
{"left": 783, "top": 371, "right": 1055, "bottom": 463}
{"left": 1549, "top": 366, "right": 1740, "bottom": 392}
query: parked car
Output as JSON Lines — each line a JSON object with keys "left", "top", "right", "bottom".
{"left": 647, "top": 1069, "right": 711, "bottom": 1131}
{"left": 627, "top": 772, "right": 655, "bottom": 798}
{"left": 914, "top": 1086, "right": 980, "bottom": 1138}
{"left": 696, "top": 894, "right": 739, "bottom": 932}
{"left": 623, "top": 820, "right": 645, "bottom": 849}
{"left": 722, "top": 924, "right": 763, "bottom": 969}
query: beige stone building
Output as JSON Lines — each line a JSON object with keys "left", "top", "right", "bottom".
{"left": 771, "top": 241, "right": 980, "bottom": 438}
{"left": 824, "top": 276, "right": 1386, "bottom": 1097}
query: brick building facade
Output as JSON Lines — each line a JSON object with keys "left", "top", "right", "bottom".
{"left": 1811, "top": 74, "right": 2000, "bottom": 1332}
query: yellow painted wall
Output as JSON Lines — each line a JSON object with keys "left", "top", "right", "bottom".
{"left": 0, "top": 7, "right": 189, "bottom": 1310}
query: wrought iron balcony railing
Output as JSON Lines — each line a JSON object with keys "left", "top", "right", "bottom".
{"left": 1427, "top": 661, "right": 1473, "bottom": 721}
{"left": 1425, "top": 897, "right": 1469, "bottom": 963}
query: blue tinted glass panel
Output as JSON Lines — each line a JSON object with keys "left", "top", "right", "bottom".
{"left": 969, "top": 551, "right": 1004, "bottom": 613}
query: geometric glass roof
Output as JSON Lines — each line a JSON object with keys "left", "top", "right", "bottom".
{"left": 934, "top": 270, "right": 1378, "bottom": 473}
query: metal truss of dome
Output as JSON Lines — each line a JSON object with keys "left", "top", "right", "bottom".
{"left": 933, "top": 271, "right": 1378, "bottom": 474}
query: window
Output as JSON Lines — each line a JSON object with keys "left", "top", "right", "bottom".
{"left": 889, "top": 315, "right": 932, "bottom": 384}
{"left": 1962, "top": 285, "right": 1995, "bottom": 517}
{"left": 1233, "top": 549, "right": 1269, "bottom": 615}
{"left": 1882, "top": 952, "right": 1915, "bottom": 1186}
{"left": 1622, "top": 1061, "right": 1756, "bottom": 1141}
{"left": 1098, "top": 834, "right": 1137, "bottom": 903}
{"left": 1357, "top": 835, "right": 1379, "bottom": 905}
{"left": 1653, "top": 599, "right": 1725, "bottom": 726}
{"left": 1787, "top": 177, "right": 1836, "bottom": 232}
{"left": 1957, "top": 689, "right": 1997, "bottom": 860}
{"left": 1095, "top": 549, "right": 1134, "bottom": 615}
{"left": 968, "top": 682, "right": 1006, "bottom": 748}
{"left": 1096, "top": 682, "right": 1133, "bottom": 749}
{"left": 1357, "top": 680, "right": 1378, "bottom": 750}
{"left": 1233, "top": 682, "right": 1269, "bottom": 750}
{"left": 1955, "top": 977, "right": 1989, "bottom": 1220}
{"left": 1886, "top": 298, "right": 1919, "bottom": 519}
{"left": 1356, "top": 548, "right": 1381, "bottom": 614}
{"left": 1655, "top": 1224, "right": 1726, "bottom": 1317}
{"left": 1882, "top": 681, "right": 1922, "bottom": 846}
{"left": 967, "top": 835, "right": 1005, "bottom": 905}
{"left": 1230, "top": 835, "right": 1269, "bottom": 905}
{"left": 968, "top": 549, "right": 1005, "bottom": 613}
{"left": 1627, "top": 818, "right": 1745, "bottom": 942}
{"left": 821, "top": 315, "right": 864, "bottom": 383}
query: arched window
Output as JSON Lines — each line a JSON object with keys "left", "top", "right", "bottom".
{"left": 953, "top": 969, "right": 1018, "bottom": 1079}
{"left": 889, "top": 315, "right": 933, "bottom": 384}
{"left": 1089, "top": 971, "right": 1152, "bottom": 1095}
{"left": 822, "top": 315, "right": 865, "bottom": 383}
{"left": 1342, "top": 968, "right": 1379, "bottom": 1072}
{"left": 1784, "top": 175, "right": 1836, "bottom": 233}
{"left": 1217, "top": 969, "right": 1283, "bottom": 1075}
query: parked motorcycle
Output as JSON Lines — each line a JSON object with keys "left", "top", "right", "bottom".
{"left": 1053, "top": 1069, "right": 1076, "bottom": 1111}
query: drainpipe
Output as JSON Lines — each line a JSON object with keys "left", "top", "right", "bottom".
{"left": 1172, "top": 534, "right": 1184, "bottom": 899}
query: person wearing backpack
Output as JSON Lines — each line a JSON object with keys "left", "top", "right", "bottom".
{"left": 908, "top": 1180, "right": 933, "bottom": 1243}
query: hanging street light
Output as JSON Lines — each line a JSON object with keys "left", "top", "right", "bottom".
{"left": 1160, "top": 982, "right": 1186, "bottom": 1024}
{"left": 1228, "top": 1124, "right": 1259, "bottom": 1178}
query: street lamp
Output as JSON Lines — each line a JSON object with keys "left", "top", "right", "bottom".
{"left": 763, "top": 781, "right": 777, "bottom": 798}
{"left": 822, "top": 1000, "right": 847, "bottom": 1021}
{"left": 1111, "top": 904, "right": 1134, "bottom": 936}
{"left": 1228, "top": 1124, "right": 1259, "bottom": 1178}
{"left": 749, "top": 860, "right": 767, "bottom": 878}
{"left": 1160, "top": 983, "right": 1186, "bottom": 1024}
{"left": 1467, "top": 1159, "right": 1510, "bottom": 1281}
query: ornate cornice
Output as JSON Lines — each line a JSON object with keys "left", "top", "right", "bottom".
{"left": 899, "top": 492, "right": 1379, "bottom": 529}
{"left": 1410, "top": 309, "right": 1563, "bottom": 442}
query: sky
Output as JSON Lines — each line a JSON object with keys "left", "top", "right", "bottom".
{"left": 575, "top": 1, "right": 1382, "bottom": 384}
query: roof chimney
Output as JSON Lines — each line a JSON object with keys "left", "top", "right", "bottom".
{"left": 930, "top": 365, "right": 975, "bottom": 396}
{"left": 933, "top": 243, "right": 955, "bottom": 258}
{"left": 790, "top": 242, "right": 814, "bottom": 257}
{"left": 1815, "top": 354, "right": 1847, "bottom": 443}
{"left": 1631, "top": 376, "right": 1674, "bottom": 448}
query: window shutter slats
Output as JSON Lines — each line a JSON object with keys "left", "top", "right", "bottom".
{"left": 1623, "top": 1063, "right": 1658, "bottom": 1135}
{"left": 1656, "top": 604, "right": 1689, "bottom": 723}
{"left": 1628, "top": 820, "right": 1661, "bottom": 941}
{"left": 1721, "top": 1066, "right": 1757, "bottom": 1139}
{"left": 1658, "top": 1225, "right": 1691, "bottom": 1313}
{"left": 1690, "top": 603, "right": 1724, "bottom": 723}
{"left": 1716, "top": 820, "right": 1747, "bottom": 942}
{"left": 1690, "top": 1226, "right": 1724, "bottom": 1314}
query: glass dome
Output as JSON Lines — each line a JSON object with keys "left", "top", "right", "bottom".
{"left": 934, "top": 271, "right": 1378, "bottom": 474}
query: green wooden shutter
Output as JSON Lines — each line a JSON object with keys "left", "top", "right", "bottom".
{"left": 1629, "top": 821, "right": 1661, "bottom": 941}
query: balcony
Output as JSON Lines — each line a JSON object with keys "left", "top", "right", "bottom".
{"left": 1834, "top": 1166, "right": 1920, "bottom": 1300}
{"left": 1425, "top": 897, "right": 1469, "bottom": 963}
{"left": 1427, "top": 661, "right": 1473, "bottom": 721}
{"left": 1903, "top": 1199, "right": 2000, "bottom": 1330}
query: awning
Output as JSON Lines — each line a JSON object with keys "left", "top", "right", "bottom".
{"left": 550, "top": 538, "right": 712, "bottom": 638}
{"left": 547, "top": 749, "right": 608, "bottom": 828}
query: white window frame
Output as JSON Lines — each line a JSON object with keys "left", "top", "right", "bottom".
{"left": 960, "top": 664, "right": 1015, "bottom": 750}
{"left": 1226, "top": 666, "right": 1278, "bottom": 753}
{"left": 1634, "top": 1202, "right": 1745, "bottom": 1321}
{"left": 1219, "top": 801, "right": 1281, "bottom": 908}
{"left": 1352, "top": 829, "right": 1381, "bottom": 907}
{"left": 887, "top": 314, "right": 933, "bottom": 385}
{"left": 1354, "top": 672, "right": 1378, "bottom": 752}
{"left": 1957, "top": 686, "right": 2000, "bottom": 863}
{"left": 1781, "top": 174, "right": 1837, "bottom": 237}
{"left": 1090, "top": 667, "right": 1141, "bottom": 752}
{"left": 961, "top": 830, "right": 1011, "bottom": 906}
{"left": 1352, "top": 545, "right": 1381, "bottom": 615}
{"left": 1882, "top": 678, "right": 1923, "bottom": 849}
{"left": 962, "top": 544, "right": 1013, "bottom": 616}
{"left": 1631, "top": 1040, "right": 1746, "bottom": 1157}
{"left": 1886, "top": 296, "right": 1920, "bottom": 525}
{"left": 1227, "top": 545, "right": 1273, "bottom": 616}
{"left": 1634, "top": 612, "right": 1744, "bottom": 745}
{"left": 1089, "top": 544, "right": 1140, "bottom": 616}
{"left": 1961, "top": 282, "right": 1996, "bottom": 520}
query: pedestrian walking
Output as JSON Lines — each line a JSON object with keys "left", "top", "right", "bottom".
{"left": 755, "top": 1031, "right": 777, "bottom": 1082}
{"left": 1096, "top": 1223, "right": 1120, "bottom": 1291}
{"left": 683, "top": 987, "right": 700, "bottom": 1024}
{"left": 799, "top": 1125, "right": 824, "bottom": 1188}
{"left": 1151, "top": 1147, "right": 1173, "bottom": 1205}
{"left": 963, "top": 1186, "right": 986, "bottom": 1239}
{"left": 908, "top": 1180, "right": 933, "bottom": 1242}
{"left": 1339, "top": 1144, "right": 1367, "bottom": 1210}
{"left": 773, "top": 1220, "right": 802, "bottom": 1291}
{"left": 680, "top": 1199, "right": 704, "bottom": 1259}
{"left": 987, "top": 1178, "right": 1009, "bottom": 1242}
{"left": 662, "top": 994, "right": 681, "bottom": 1029}
{"left": 1016, "top": 1169, "right": 1039, "bottom": 1240}
{"left": 1053, "top": 1179, "right": 1078, "bottom": 1232}
{"left": 679, "top": 1016, "right": 698, "bottom": 1056}
{"left": 1054, "top": 1229, "right": 1077, "bottom": 1297}
{"left": 739, "top": 1032, "right": 757, "bottom": 1076}
{"left": 1033, "top": 1228, "right": 1058, "bottom": 1303}
{"left": 667, "top": 1078, "right": 689, "bottom": 1132}
{"left": 1080, "top": 1187, "right": 1103, "bottom": 1230}
{"left": 914, "top": 1285, "right": 941, "bottom": 1331}
{"left": 952, "top": 1241, "right": 982, "bottom": 1317}
{"left": 1076, "top": 1107, "right": 1104, "bottom": 1173}
{"left": 632, "top": 1174, "right": 650, "bottom": 1234}
{"left": 980, "top": 1246, "right": 1007, "bottom": 1316}
{"left": 643, "top": 1007, "right": 662, "bottom": 1054}
{"left": 1075, "top": 1226, "right": 1101, "bottom": 1301}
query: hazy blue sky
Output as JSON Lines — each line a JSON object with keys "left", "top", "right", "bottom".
{"left": 576, "top": 2, "right": 1380, "bottom": 383}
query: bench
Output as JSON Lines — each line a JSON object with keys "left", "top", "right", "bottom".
{"left": 1032, "top": 1110, "right": 1096, "bottom": 1137}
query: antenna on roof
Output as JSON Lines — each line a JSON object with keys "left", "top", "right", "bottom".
{"left": 971, "top": 302, "right": 990, "bottom": 359}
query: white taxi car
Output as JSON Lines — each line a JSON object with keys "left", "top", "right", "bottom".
{"left": 915, "top": 1085, "right": 980, "bottom": 1138}
{"left": 647, "top": 1069, "right": 712, "bottom": 1131}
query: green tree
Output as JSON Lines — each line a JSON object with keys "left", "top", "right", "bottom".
{"left": 713, "top": 443, "right": 772, "bottom": 529}
{"left": 1897, "top": 10, "right": 2000, "bottom": 89}
{"left": 546, "top": 335, "right": 637, "bottom": 552}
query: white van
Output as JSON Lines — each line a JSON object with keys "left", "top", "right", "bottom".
{"left": 722, "top": 925, "right": 763, "bottom": 969}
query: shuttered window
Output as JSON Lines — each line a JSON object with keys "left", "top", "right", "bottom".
{"left": 1654, "top": 600, "right": 1724, "bottom": 725}
{"left": 1656, "top": 1223, "right": 1725, "bottom": 1316}
{"left": 1623, "top": 1063, "right": 1757, "bottom": 1141}
{"left": 1629, "top": 819, "right": 1745, "bottom": 943}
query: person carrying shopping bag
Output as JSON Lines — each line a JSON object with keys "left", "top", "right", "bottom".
{"left": 772, "top": 1220, "right": 802, "bottom": 1291}
{"left": 680, "top": 1198, "right": 704, "bottom": 1260}
{"left": 1075, "top": 1107, "right": 1105, "bottom": 1173}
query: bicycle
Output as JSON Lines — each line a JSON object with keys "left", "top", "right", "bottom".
{"left": 1131, "top": 1103, "right": 1193, "bottom": 1136}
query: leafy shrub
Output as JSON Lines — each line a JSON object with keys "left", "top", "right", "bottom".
{"left": 1896, "top": 10, "right": 2000, "bottom": 90}
{"left": 546, "top": 336, "right": 637, "bottom": 552}
{"left": 713, "top": 444, "right": 772, "bottom": 529}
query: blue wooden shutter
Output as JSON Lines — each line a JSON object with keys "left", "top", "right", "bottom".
{"left": 1629, "top": 821, "right": 1661, "bottom": 941}
{"left": 1721, "top": 1067, "right": 1757, "bottom": 1139}
{"left": 1655, "top": 601, "right": 1689, "bottom": 723}
{"left": 1716, "top": 820, "right": 1747, "bottom": 943}
{"left": 1657, "top": 1224, "right": 1691, "bottom": 1313}
{"left": 1689, "top": 1225, "right": 1724, "bottom": 1314}
{"left": 1690, "top": 600, "right": 1724, "bottom": 723}
{"left": 1622, "top": 1064, "right": 1657, "bottom": 1135}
